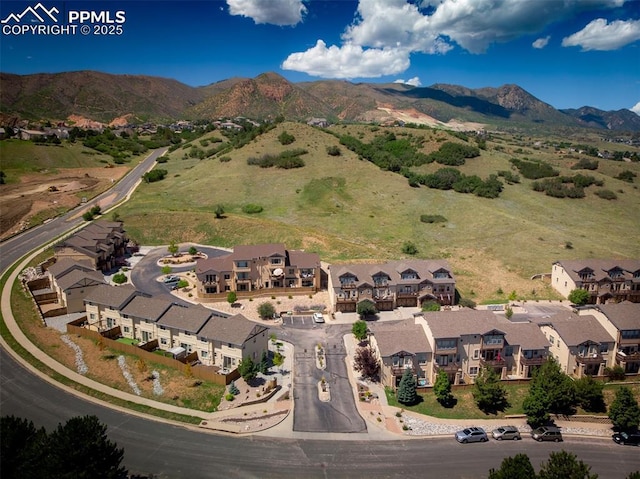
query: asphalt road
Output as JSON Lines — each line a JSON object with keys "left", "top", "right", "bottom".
{"left": 1, "top": 149, "right": 639, "bottom": 478}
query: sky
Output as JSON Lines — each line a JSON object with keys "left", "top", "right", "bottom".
{"left": 1, "top": 0, "right": 639, "bottom": 113}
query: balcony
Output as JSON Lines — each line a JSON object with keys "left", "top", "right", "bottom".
{"left": 520, "top": 355, "right": 547, "bottom": 366}
{"left": 480, "top": 357, "right": 506, "bottom": 368}
{"left": 435, "top": 362, "right": 459, "bottom": 373}
{"left": 391, "top": 364, "right": 415, "bottom": 376}
{"left": 397, "top": 291, "right": 418, "bottom": 298}
{"left": 575, "top": 353, "right": 604, "bottom": 364}
{"left": 435, "top": 345, "right": 457, "bottom": 354}
{"left": 340, "top": 283, "right": 356, "bottom": 289}
{"left": 617, "top": 351, "right": 640, "bottom": 363}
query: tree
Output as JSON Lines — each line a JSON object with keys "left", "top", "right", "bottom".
{"left": 257, "top": 301, "right": 276, "bottom": 319}
{"left": 568, "top": 288, "right": 590, "bottom": 306}
{"left": 523, "top": 357, "right": 576, "bottom": 427}
{"left": 227, "top": 291, "right": 237, "bottom": 306}
{"left": 258, "top": 350, "right": 269, "bottom": 375}
{"left": 397, "top": 367, "right": 417, "bottom": 405}
{"left": 1, "top": 415, "right": 48, "bottom": 479}
{"left": 473, "top": 367, "right": 509, "bottom": 414}
{"left": 505, "top": 306, "right": 514, "bottom": 319}
{"left": 538, "top": 450, "right": 598, "bottom": 479}
{"left": 574, "top": 376, "right": 606, "bottom": 412}
{"left": 161, "top": 265, "right": 172, "bottom": 275}
{"left": 112, "top": 273, "right": 127, "bottom": 285}
{"left": 433, "top": 370, "right": 454, "bottom": 407}
{"left": 228, "top": 380, "right": 240, "bottom": 395}
{"left": 188, "top": 246, "right": 198, "bottom": 255}
{"left": 609, "top": 386, "right": 640, "bottom": 430}
{"left": 352, "top": 319, "right": 368, "bottom": 341}
{"left": 356, "top": 301, "right": 377, "bottom": 319}
{"left": 214, "top": 204, "right": 225, "bottom": 219}
{"left": 353, "top": 347, "right": 379, "bottom": 380}
{"left": 168, "top": 240, "right": 179, "bottom": 256}
{"left": 488, "top": 454, "right": 535, "bottom": 479}
{"left": 238, "top": 357, "right": 257, "bottom": 382}
{"left": 45, "top": 415, "right": 127, "bottom": 479}
{"left": 272, "top": 351, "right": 285, "bottom": 373}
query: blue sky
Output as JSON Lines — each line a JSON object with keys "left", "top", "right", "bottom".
{"left": 1, "top": 0, "right": 639, "bottom": 112}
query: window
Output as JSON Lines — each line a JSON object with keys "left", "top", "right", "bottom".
{"left": 622, "top": 330, "right": 640, "bottom": 339}
{"left": 90, "top": 313, "right": 96, "bottom": 320}
{"left": 201, "top": 351, "right": 208, "bottom": 358}
{"left": 504, "top": 346, "right": 513, "bottom": 357}
{"left": 236, "top": 261, "right": 248, "bottom": 268}
{"left": 436, "top": 339, "right": 456, "bottom": 349}
{"left": 123, "top": 326, "right": 130, "bottom": 333}
{"left": 599, "top": 343, "right": 609, "bottom": 353}
{"left": 549, "top": 335, "right": 555, "bottom": 345}
{"left": 469, "top": 367, "right": 478, "bottom": 376}
{"left": 473, "top": 349, "right": 479, "bottom": 360}
{"left": 160, "top": 338, "right": 168, "bottom": 345}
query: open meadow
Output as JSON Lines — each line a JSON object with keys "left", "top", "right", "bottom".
{"left": 112, "top": 122, "right": 640, "bottom": 302}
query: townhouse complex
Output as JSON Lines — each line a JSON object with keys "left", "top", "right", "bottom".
{"left": 369, "top": 302, "right": 640, "bottom": 390}
{"left": 552, "top": 259, "right": 640, "bottom": 304}
{"left": 83, "top": 284, "right": 269, "bottom": 371}
{"left": 43, "top": 221, "right": 638, "bottom": 384}
{"left": 195, "top": 243, "right": 321, "bottom": 300}
{"left": 328, "top": 260, "right": 455, "bottom": 313}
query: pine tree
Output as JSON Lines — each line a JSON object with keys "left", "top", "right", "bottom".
{"left": 473, "top": 367, "right": 509, "bottom": 413}
{"left": 433, "top": 369, "right": 454, "bottom": 406}
{"left": 259, "top": 350, "right": 269, "bottom": 374}
{"left": 538, "top": 451, "right": 598, "bottom": 479}
{"left": 396, "top": 367, "right": 417, "bottom": 405}
{"left": 609, "top": 386, "right": 640, "bottom": 430}
{"left": 228, "top": 380, "right": 240, "bottom": 395}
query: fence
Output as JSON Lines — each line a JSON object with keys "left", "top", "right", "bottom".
{"left": 66, "top": 322, "right": 238, "bottom": 386}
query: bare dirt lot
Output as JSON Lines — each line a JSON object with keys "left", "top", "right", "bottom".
{"left": 0, "top": 166, "right": 128, "bottom": 240}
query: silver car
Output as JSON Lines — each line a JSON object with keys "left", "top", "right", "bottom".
{"left": 491, "top": 426, "right": 521, "bottom": 441}
{"left": 455, "top": 427, "right": 488, "bottom": 443}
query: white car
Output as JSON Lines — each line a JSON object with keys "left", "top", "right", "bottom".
{"left": 163, "top": 275, "right": 179, "bottom": 284}
{"left": 313, "top": 312, "right": 325, "bottom": 323}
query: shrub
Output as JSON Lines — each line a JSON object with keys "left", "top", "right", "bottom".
{"left": 257, "top": 302, "right": 276, "bottom": 319}
{"left": 458, "top": 297, "right": 476, "bottom": 309}
{"left": 595, "top": 189, "right": 617, "bottom": 200}
{"left": 219, "top": 156, "right": 231, "bottom": 162}
{"left": 225, "top": 393, "right": 234, "bottom": 401}
{"left": 112, "top": 273, "right": 127, "bottom": 284}
{"left": 420, "top": 214, "right": 447, "bottom": 224}
{"left": 571, "top": 158, "right": 599, "bottom": 170}
{"left": 422, "top": 301, "right": 441, "bottom": 312}
{"left": 510, "top": 158, "right": 559, "bottom": 179}
{"left": 242, "top": 204, "right": 264, "bottom": 214}
{"left": 616, "top": 170, "right": 637, "bottom": 183}
{"left": 142, "top": 169, "right": 168, "bottom": 183}
{"left": 278, "top": 131, "right": 295, "bottom": 145}
{"left": 402, "top": 241, "right": 418, "bottom": 255}
{"left": 326, "top": 145, "right": 341, "bottom": 156}
{"left": 604, "top": 365, "right": 626, "bottom": 381}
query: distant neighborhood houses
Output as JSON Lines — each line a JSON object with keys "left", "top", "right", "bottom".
{"left": 23, "top": 220, "right": 640, "bottom": 384}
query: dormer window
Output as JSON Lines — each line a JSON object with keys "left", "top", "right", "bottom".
{"left": 401, "top": 270, "right": 417, "bottom": 280}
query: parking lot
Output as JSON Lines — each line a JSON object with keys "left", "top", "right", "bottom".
{"left": 280, "top": 314, "right": 324, "bottom": 329}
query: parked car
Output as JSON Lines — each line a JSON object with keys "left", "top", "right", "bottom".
{"left": 455, "top": 427, "right": 488, "bottom": 443}
{"left": 163, "top": 275, "right": 179, "bottom": 283}
{"left": 531, "top": 426, "right": 563, "bottom": 442}
{"left": 313, "top": 312, "right": 325, "bottom": 323}
{"left": 612, "top": 431, "right": 640, "bottom": 446}
{"left": 491, "top": 426, "right": 521, "bottom": 441}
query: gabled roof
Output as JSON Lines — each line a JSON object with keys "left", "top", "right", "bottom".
{"left": 540, "top": 312, "right": 615, "bottom": 347}
{"left": 554, "top": 259, "right": 640, "bottom": 283}
{"left": 48, "top": 258, "right": 94, "bottom": 278}
{"left": 157, "top": 304, "right": 212, "bottom": 334}
{"left": 198, "top": 313, "right": 269, "bottom": 345}
{"left": 233, "top": 243, "right": 286, "bottom": 259}
{"left": 420, "top": 309, "right": 498, "bottom": 338}
{"left": 83, "top": 284, "right": 140, "bottom": 309}
{"left": 593, "top": 302, "right": 640, "bottom": 331}
{"left": 56, "top": 269, "right": 106, "bottom": 291}
{"left": 330, "top": 260, "right": 454, "bottom": 288}
{"left": 287, "top": 250, "right": 320, "bottom": 269}
{"left": 196, "top": 244, "right": 317, "bottom": 275}
{"left": 120, "top": 296, "right": 173, "bottom": 322}
{"left": 370, "top": 319, "right": 431, "bottom": 357}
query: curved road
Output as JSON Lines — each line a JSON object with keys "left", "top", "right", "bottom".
{"left": 1, "top": 150, "right": 639, "bottom": 478}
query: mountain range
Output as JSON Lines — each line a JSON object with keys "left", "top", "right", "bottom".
{"left": 1, "top": 70, "right": 639, "bottom": 132}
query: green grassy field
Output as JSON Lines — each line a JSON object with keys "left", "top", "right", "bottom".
{"left": 113, "top": 122, "right": 640, "bottom": 301}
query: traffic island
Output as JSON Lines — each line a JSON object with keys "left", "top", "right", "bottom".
{"left": 318, "top": 377, "right": 330, "bottom": 402}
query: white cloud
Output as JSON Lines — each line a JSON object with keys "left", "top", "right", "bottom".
{"left": 631, "top": 101, "right": 640, "bottom": 115}
{"left": 226, "top": 0, "right": 306, "bottom": 26}
{"left": 281, "top": 0, "right": 631, "bottom": 79}
{"left": 562, "top": 18, "right": 640, "bottom": 51}
{"left": 394, "top": 77, "right": 422, "bottom": 87}
{"left": 532, "top": 36, "right": 551, "bottom": 49}
{"left": 282, "top": 40, "right": 410, "bottom": 79}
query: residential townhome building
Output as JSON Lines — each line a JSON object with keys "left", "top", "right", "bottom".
{"left": 551, "top": 259, "right": 640, "bottom": 304}
{"left": 195, "top": 243, "right": 321, "bottom": 300}
{"left": 415, "top": 310, "right": 549, "bottom": 385}
{"left": 328, "top": 260, "right": 455, "bottom": 313}
{"left": 47, "top": 258, "right": 106, "bottom": 313}
{"left": 156, "top": 304, "right": 213, "bottom": 357}
{"left": 578, "top": 301, "right": 640, "bottom": 375}
{"left": 197, "top": 314, "right": 269, "bottom": 371}
{"left": 84, "top": 284, "right": 143, "bottom": 332}
{"left": 535, "top": 311, "right": 616, "bottom": 377}
{"left": 368, "top": 319, "right": 431, "bottom": 389}
{"left": 54, "top": 220, "right": 129, "bottom": 272}
{"left": 119, "top": 295, "right": 174, "bottom": 345}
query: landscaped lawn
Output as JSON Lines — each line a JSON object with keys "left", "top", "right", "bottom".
{"left": 116, "top": 337, "right": 140, "bottom": 346}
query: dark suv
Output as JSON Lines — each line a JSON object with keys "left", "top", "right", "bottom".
{"left": 531, "top": 426, "right": 563, "bottom": 442}
{"left": 612, "top": 431, "right": 640, "bottom": 446}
